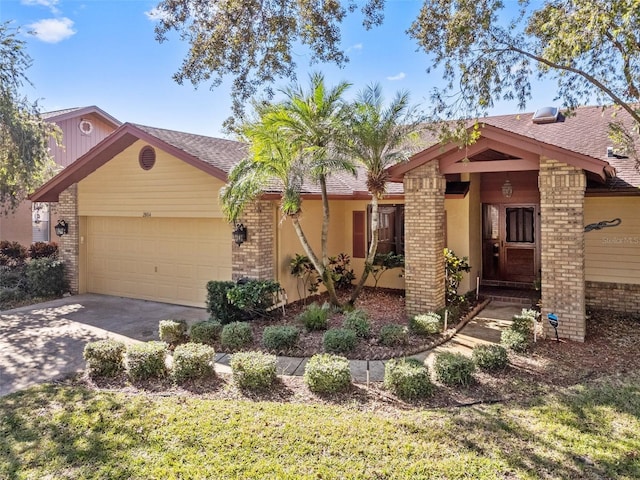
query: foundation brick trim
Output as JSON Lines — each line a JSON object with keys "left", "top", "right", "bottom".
{"left": 404, "top": 161, "right": 446, "bottom": 316}
{"left": 232, "top": 200, "right": 275, "bottom": 281}
{"left": 58, "top": 184, "right": 79, "bottom": 294}
{"left": 586, "top": 281, "right": 640, "bottom": 312}
{"left": 539, "top": 158, "right": 587, "bottom": 342}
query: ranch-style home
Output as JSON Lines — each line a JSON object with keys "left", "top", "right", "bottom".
{"left": 0, "top": 106, "right": 120, "bottom": 246}
{"left": 29, "top": 105, "right": 640, "bottom": 342}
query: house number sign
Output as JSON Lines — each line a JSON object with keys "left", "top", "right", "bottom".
{"left": 143, "top": 212, "right": 152, "bottom": 217}
{"left": 584, "top": 218, "right": 621, "bottom": 232}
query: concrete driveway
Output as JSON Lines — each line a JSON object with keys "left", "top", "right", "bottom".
{"left": 0, "top": 294, "right": 208, "bottom": 397}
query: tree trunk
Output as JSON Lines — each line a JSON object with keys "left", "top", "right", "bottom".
{"left": 349, "top": 194, "right": 380, "bottom": 304}
{"left": 318, "top": 173, "right": 341, "bottom": 307}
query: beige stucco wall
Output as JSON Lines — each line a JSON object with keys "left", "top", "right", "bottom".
{"left": 274, "top": 198, "right": 406, "bottom": 303}
{"left": 585, "top": 196, "right": 640, "bottom": 285}
{"left": 78, "top": 140, "right": 226, "bottom": 218}
{"left": 444, "top": 173, "right": 481, "bottom": 293}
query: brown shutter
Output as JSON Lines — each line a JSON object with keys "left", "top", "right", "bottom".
{"left": 353, "top": 211, "right": 366, "bottom": 258}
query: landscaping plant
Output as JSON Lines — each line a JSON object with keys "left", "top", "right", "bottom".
{"left": 297, "top": 302, "right": 331, "bottom": 332}
{"left": 378, "top": 324, "right": 409, "bottom": 347}
{"left": 444, "top": 248, "right": 471, "bottom": 306}
{"left": 172, "top": 343, "right": 215, "bottom": 381}
{"left": 189, "top": 320, "right": 223, "bottom": 345}
{"left": 158, "top": 319, "right": 188, "bottom": 345}
{"left": 409, "top": 312, "right": 442, "bottom": 336}
{"left": 230, "top": 351, "right": 277, "bottom": 390}
{"left": 472, "top": 344, "right": 509, "bottom": 371}
{"left": 384, "top": 358, "right": 434, "bottom": 401}
{"left": 434, "top": 351, "right": 476, "bottom": 386}
{"left": 262, "top": 325, "right": 299, "bottom": 353}
{"left": 322, "top": 328, "right": 357, "bottom": 354}
{"left": 220, "top": 322, "right": 253, "bottom": 351}
{"left": 342, "top": 309, "right": 371, "bottom": 338}
{"left": 125, "top": 341, "right": 168, "bottom": 381}
{"left": 303, "top": 353, "right": 351, "bottom": 394}
{"left": 83, "top": 339, "right": 126, "bottom": 377}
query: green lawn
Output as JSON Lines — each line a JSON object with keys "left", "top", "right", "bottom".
{"left": 1, "top": 377, "right": 639, "bottom": 479}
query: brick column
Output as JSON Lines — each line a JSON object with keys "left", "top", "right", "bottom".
{"left": 404, "top": 161, "right": 446, "bottom": 316}
{"left": 58, "top": 184, "right": 79, "bottom": 294}
{"left": 539, "top": 158, "right": 586, "bottom": 342}
{"left": 232, "top": 200, "right": 275, "bottom": 281}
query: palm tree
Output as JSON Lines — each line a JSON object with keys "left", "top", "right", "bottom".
{"left": 342, "top": 84, "right": 424, "bottom": 304}
{"left": 221, "top": 74, "right": 355, "bottom": 307}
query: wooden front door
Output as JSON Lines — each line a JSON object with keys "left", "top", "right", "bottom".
{"left": 482, "top": 204, "right": 539, "bottom": 283}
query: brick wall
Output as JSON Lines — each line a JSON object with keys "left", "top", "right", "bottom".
{"left": 404, "top": 161, "right": 446, "bottom": 316}
{"left": 539, "top": 158, "right": 587, "bottom": 342}
{"left": 232, "top": 200, "right": 275, "bottom": 281}
{"left": 586, "top": 281, "right": 640, "bottom": 312}
{"left": 57, "top": 184, "right": 79, "bottom": 294}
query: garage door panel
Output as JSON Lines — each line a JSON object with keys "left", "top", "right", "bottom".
{"left": 86, "top": 217, "right": 231, "bottom": 307}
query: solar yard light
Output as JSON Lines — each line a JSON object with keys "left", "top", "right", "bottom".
{"left": 548, "top": 313, "right": 559, "bottom": 342}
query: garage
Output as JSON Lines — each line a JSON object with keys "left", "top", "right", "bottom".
{"left": 84, "top": 216, "right": 231, "bottom": 307}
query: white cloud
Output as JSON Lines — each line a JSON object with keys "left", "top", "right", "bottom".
{"left": 145, "top": 7, "right": 168, "bottom": 22}
{"left": 28, "top": 18, "right": 76, "bottom": 43}
{"left": 386, "top": 72, "right": 406, "bottom": 81}
{"left": 347, "top": 43, "right": 363, "bottom": 52}
{"left": 21, "top": 0, "right": 60, "bottom": 14}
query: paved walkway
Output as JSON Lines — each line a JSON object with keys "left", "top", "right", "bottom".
{"left": 0, "top": 295, "right": 521, "bottom": 396}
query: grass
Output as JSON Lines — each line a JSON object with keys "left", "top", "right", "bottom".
{"left": 1, "top": 376, "right": 639, "bottom": 479}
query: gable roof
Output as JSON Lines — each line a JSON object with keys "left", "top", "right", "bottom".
{"left": 389, "top": 105, "right": 639, "bottom": 191}
{"left": 30, "top": 123, "right": 247, "bottom": 202}
{"left": 42, "top": 105, "right": 121, "bottom": 129}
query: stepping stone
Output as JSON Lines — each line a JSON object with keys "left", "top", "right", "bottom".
{"left": 276, "top": 356, "right": 305, "bottom": 375}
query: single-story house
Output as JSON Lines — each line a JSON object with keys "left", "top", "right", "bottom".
{"left": 30, "top": 105, "right": 640, "bottom": 342}
{"left": 0, "top": 106, "right": 120, "bottom": 245}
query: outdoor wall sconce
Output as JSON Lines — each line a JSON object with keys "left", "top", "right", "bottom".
{"left": 54, "top": 219, "right": 69, "bottom": 237}
{"left": 501, "top": 179, "right": 513, "bottom": 198}
{"left": 232, "top": 223, "right": 247, "bottom": 246}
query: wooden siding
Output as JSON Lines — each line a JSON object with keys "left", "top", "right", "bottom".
{"left": 78, "top": 140, "right": 225, "bottom": 218}
{"left": 49, "top": 113, "right": 116, "bottom": 167}
{"left": 84, "top": 216, "right": 231, "bottom": 307}
{"left": 585, "top": 196, "right": 640, "bottom": 284}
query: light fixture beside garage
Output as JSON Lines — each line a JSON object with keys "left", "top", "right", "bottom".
{"left": 233, "top": 223, "right": 247, "bottom": 246}
{"left": 54, "top": 219, "right": 69, "bottom": 237}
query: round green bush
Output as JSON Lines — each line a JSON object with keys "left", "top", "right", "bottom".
{"left": 323, "top": 328, "right": 357, "bottom": 354}
{"left": 511, "top": 314, "right": 534, "bottom": 334}
{"left": 409, "top": 312, "right": 442, "bottom": 336}
{"left": 230, "top": 351, "right": 277, "bottom": 390}
{"left": 501, "top": 328, "right": 530, "bottom": 353}
{"left": 472, "top": 344, "right": 509, "bottom": 371}
{"left": 433, "top": 352, "right": 476, "bottom": 386}
{"left": 342, "top": 309, "right": 371, "bottom": 338}
{"left": 384, "top": 358, "right": 434, "bottom": 400}
{"left": 25, "top": 257, "right": 67, "bottom": 297}
{"left": 262, "top": 325, "right": 299, "bottom": 353}
{"left": 303, "top": 354, "right": 351, "bottom": 394}
{"left": 379, "top": 324, "right": 409, "bottom": 347}
{"left": 220, "top": 322, "right": 253, "bottom": 351}
{"left": 189, "top": 320, "right": 222, "bottom": 345}
{"left": 159, "top": 319, "right": 188, "bottom": 345}
{"left": 83, "top": 339, "right": 126, "bottom": 377}
{"left": 297, "top": 302, "right": 330, "bottom": 331}
{"left": 126, "top": 341, "right": 168, "bottom": 381}
{"left": 172, "top": 342, "right": 215, "bottom": 381}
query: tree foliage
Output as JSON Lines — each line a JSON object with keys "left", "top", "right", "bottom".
{"left": 409, "top": 0, "right": 640, "bottom": 157}
{"left": 153, "top": 0, "right": 385, "bottom": 129}
{"left": 0, "top": 23, "right": 59, "bottom": 212}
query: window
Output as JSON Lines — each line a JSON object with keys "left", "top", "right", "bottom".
{"left": 505, "top": 207, "right": 535, "bottom": 243}
{"left": 369, "top": 205, "right": 404, "bottom": 255}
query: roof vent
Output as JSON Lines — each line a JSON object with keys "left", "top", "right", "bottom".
{"left": 532, "top": 106, "right": 559, "bottom": 124}
{"left": 139, "top": 146, "right": 156, "bottom": 170}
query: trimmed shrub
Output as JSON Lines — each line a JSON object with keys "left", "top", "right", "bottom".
{"left": 83, "top": 339, "right": 126, "bottom": 377}
{"left": 226, "top": 279, "right": 281, "bottom": 318}
{"left": 0, "top": 286, "right": 27, "bottom": 306}
{"left": 303, "top": 354, "right": 351, "bottom": 394}
{"left": 220, "top": 322, "right": 253, "bottom": 351}
{"left": 189, "top": 320, "right": 222, "bottom": 345}
{"left": 298, "top": 302, "right": 330, "bottom": 332}
{"left": 0, "top": 241, "right": 27, "bottom": 267}
{"left": 379, "top": 324, "right": 409, "bottom": 347}
{"left": 206, "top": 280, "right": 242, "bottom": 324}
{"left": 433, "top": 352, "right": 476, "bottom": 386}
{"left": 172, "top": 343, "right": 215, "bottom": 381}
{"left": 125, "top": 341, "right": 168, "bottom": 380}
{"left": 230, "top": 351, "right": 277, "bottom": 390}
{"left": 342, "top": 309, "right": 371, "bottom": 338}
{"left": 159, "top": 319, "right": 187, "bottom": 345}
{"left": 472, "top": 344, "right": 509, "bottom": 371}
{"left": 25, "top": 257, "right": 67, "bottom": 297}
{"left": 384, "top": 358, "right": 434, "bottom": 400}
{"left": 511, "top": 314, "right": 534, "bottom": 334}
{"left": 262, "top": 325, "right": 299, "bottom": 353}
{"left": 409, "top": 312, "right": 442, "bottom": 336}
{"left": 323, "top": 328, "right": 357, "bottom": 354}
{"left": 501, "top": 328, "right": 530, "bottom": 353}
{"left": 28, "top": 241, "right": 58, "bottom": 259}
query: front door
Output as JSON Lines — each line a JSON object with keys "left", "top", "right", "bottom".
{"left": 482, "top": 204, "right": 539, "bottom": 283}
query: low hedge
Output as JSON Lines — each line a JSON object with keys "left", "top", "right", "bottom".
{"left": 230, "top": 351, "right": 277, "bottom": 390}
{"left": 159, "top": 319, "right": 187, "bottom": 345}
{"left": 342, "top": 309, "right": 371, "bottom": 338}
{"left": 409, "top": 312, "right": 442, "bottom": 336}
{"left": 303, "top": 354, "right": 351, "bottom": 394}
{"left": 125, "top": 341, "right": 168, "bottom": 381}
{"left": 220, "top": 322, "right": 253, "bottom": 351}
{"left": 323, "top": 328, "right": 357, "bottom": 354}
{"left": 472, "top": 344, "right": 509, "bottom": 371}
{"left": 379, "top": 324, "right": 409, "bottom": 347}
{"left": 433, "top": 352, "right": 476, "bottom": 387}
{"left": 172, "top": 343, "right": 215, "bottom": 381}
{"left": 262, "top": 325, "right": 299, "bottom": 353}
{"left": 298, "top": 302, "right": 331, "bottom": 332}
{"left": 383, "top": 358, "right": 434, "bottom": 401}
{"left": 189, "top": 320, "right": 223, "bottom": 345}
{"left": 83, "top": 339, "right": 126, "bottom": 377}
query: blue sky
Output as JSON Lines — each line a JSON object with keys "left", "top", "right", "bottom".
{"left": 2, "top": 0, "right": 557, "bottom": 138}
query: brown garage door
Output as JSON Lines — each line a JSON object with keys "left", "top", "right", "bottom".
{"left": 85, "top": 216, "right": 231, "bottom": 307}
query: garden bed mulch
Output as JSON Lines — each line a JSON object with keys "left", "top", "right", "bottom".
{"left": 76, "top": 298, "right": 640, "bottom": 412}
